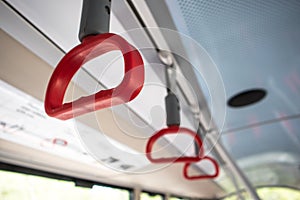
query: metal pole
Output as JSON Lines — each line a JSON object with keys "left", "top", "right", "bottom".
{"left": 206, "top": 133, "right": 261, "bottom": 200}
{"left": 223, "top": 165, "right": 245, "bottom": 200}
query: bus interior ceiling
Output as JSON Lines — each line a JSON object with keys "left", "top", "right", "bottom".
{"left": 1, "top": 0, "right": 300, "bottom": 199}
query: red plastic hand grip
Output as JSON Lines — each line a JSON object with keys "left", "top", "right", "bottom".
{"left": 183, "top": 156, "right": 219, "bottom": 180}
{"left": 145, "top": 126, "right": 204, "bottom": 163}
{"left": 45, "top": 33, "right": 144, "bottom": 120}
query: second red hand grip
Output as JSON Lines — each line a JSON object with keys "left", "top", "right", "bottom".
{"left": 45, "top": 33, "right": 144, "bottom": 120}
{"left": 183, "top": 156, "right": 220, "bottom": 180}
{"left": 146, "top": 126, "right": 204, "bottom": 163}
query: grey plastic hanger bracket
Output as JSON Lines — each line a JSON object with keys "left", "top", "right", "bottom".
{"left": 79, "top": 0, "right": 111, "bottom": 41}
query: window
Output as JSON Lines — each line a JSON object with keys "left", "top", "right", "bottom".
{"left": 140, "top": 191, "right": 164, "bottom": 200}
{"left": 0, "top": 170, "right": 130, "bottom": 200}
{"left": 223, "top": 187, "right": 300, "bottom": 200}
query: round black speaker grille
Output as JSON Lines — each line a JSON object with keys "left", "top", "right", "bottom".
{"left": 228, "top": 89, "right": 266, "bottom": 108}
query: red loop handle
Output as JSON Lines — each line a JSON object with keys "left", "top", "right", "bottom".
{"left": 45, "top": 33, "right": 144, "bottom": 120}
{"left": 145, "top": 126, "right": 204, "bottom": 163}
{"left": 183, "top": 156, "right": 220, "bottom": 180}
